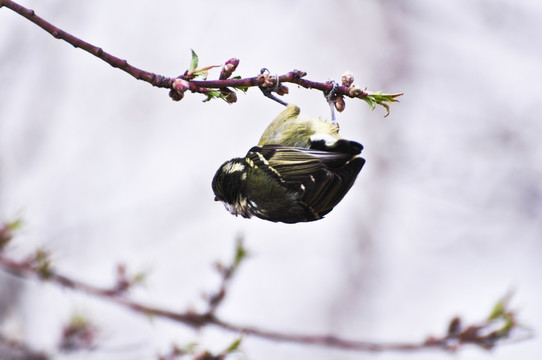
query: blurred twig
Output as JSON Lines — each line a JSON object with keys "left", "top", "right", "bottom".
{"left": 59, "top": 313, "right": 99, "bottom": 353}
{"left": 0, "top": 0, "right": 402, "bottom": 113}
{"left": 158, "top": 337, "right": 242, "bottom": 360}
{"left": 0, "top": 223, "right": 531, "bottom": 355}
{"left": 205, "top": 235, "right": 247, "bottom": 315}
{"left": 0, "top": 335, "right": 48, "bottom": 360}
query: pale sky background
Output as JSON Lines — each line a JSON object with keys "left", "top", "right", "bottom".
{"left": 1, "top": 0, "right": 541, "bottom": 359}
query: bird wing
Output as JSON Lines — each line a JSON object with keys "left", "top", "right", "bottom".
{"left": 246, "top": 145, "right": 365, "bottom": 218}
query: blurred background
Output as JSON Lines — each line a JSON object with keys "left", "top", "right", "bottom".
{"left": 1, "top": 0, "right": 541, "bottom": 359}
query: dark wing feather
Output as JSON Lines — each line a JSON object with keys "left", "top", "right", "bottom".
{"left": 310, "top": 138, "right": 363, "bottom": 155}
{"left": 247, "top": 145, "right": 365, "bottom": 219}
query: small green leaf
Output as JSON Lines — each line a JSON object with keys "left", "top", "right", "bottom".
{"left": 209, "top": 89, "right": 223, "bottom": 97}
{"left": 189, "top": 49, "right": 199, "bottom": 71}
{"left": 234, "top": 85, "right": 249, "bottom": 93}
{"left": 363, "top": 97, "right": 376, "bottom": 110}
{"left": 133, "top": 271, "right": 147, "bottom": 286}
{"left": 363, "top": 91, "right": 403, "bottom": 116}
{"left": 182, "top": 342, "right": 198, "bottom": 354}
{"left": 233, "top": 236, "right": 247, "bottom": 267}
{"left": 203, "top": 89, "right": 224, "bottom": 102}
{"left": 34, "top": 249, "right": 53, "bottom": 279}
{"left": 489, "top": 292, "right": 513, "bottom": 320}
{"left": 200, "top": 65, "right": 222, "bottom": 72}
{"left": 225, "top": 336, "right": 243, "bottom": 353}
{"left": 195, "top": 70, "right": 209, "bottom": 80}
{"left": 6, "top": 218, "right": 23, "bottom": 231}
{"left": 192, "top": 65, "right": 222, "bottom": 80}
{"left": 1, "top": 218, "right": 23, "bottom": 251}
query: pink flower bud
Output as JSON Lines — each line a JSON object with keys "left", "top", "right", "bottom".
{"left": 172, "top": 78, "right": 190, "bottom": 93}
{"left": 341, "top": 72, "right": 354, "bottom": 87}
{"left": 220, "top": 58, "right": 240, "bottom": 79}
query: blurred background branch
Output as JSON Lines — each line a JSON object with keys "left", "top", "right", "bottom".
{"left": 0, "top": 335, "right": 48, "bottom": 360}
{"left": 0, "top": 222, "right": 531, "bottom": 356}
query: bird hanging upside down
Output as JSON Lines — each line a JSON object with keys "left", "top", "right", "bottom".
{"left": 212, "top": 104, "right": 365, "bottom": 223}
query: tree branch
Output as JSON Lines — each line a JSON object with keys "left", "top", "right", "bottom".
{"left": 0, "top": 245, "right": 530, "bottom": 354}
{"left": 0, "top": 0, "right": 402, "bottom": 112}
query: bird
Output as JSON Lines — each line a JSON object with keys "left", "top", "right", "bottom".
{"left": 211, "top": 104, "right": 365, "bottom": 223}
